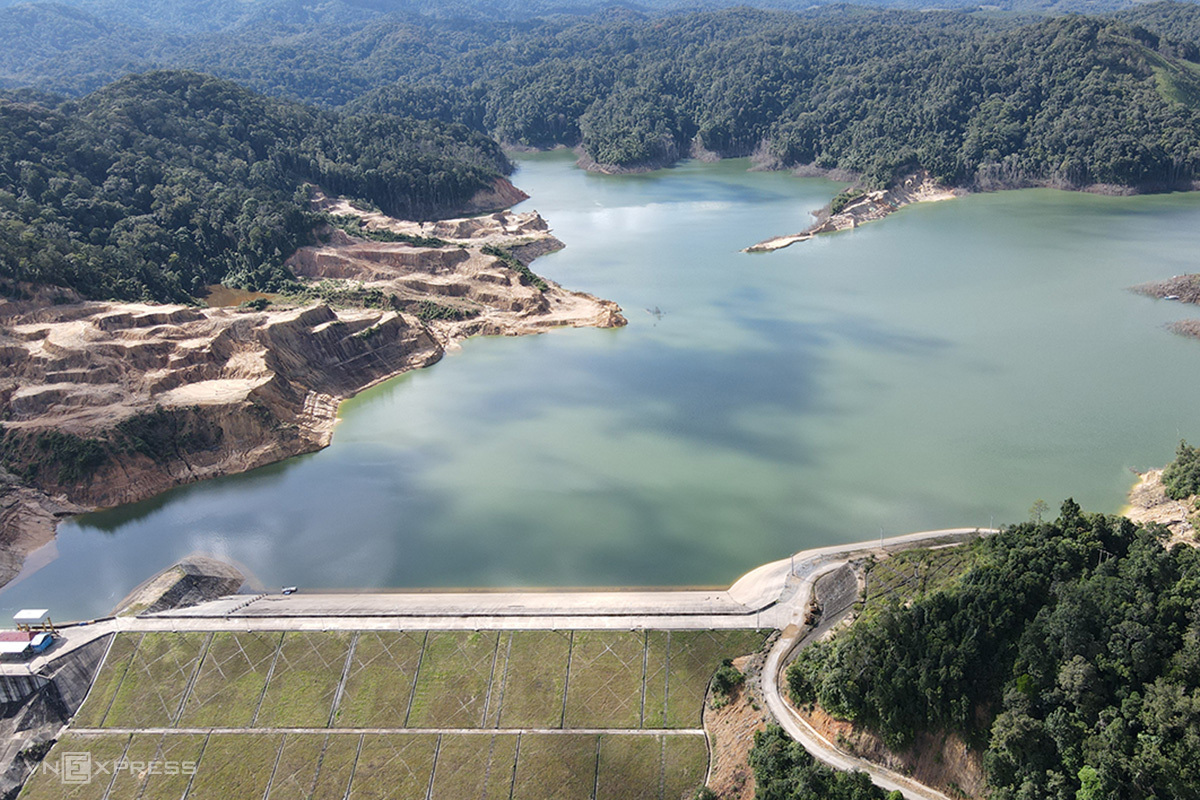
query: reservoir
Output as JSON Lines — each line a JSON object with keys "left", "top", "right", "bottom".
{"left": 5, "top": 152, "right": 1200, "bottom": 619}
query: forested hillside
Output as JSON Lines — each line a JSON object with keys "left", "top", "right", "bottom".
{"left": 352, "top": 10, "right": 1200, "bottom": 187}
{"left": 0, "top": 0, "right": 1188, "bottom": 33}
{"left": 1119, "top": 0, "right": 1200, "bottom": 51}
{"left": 783, "top": 503, "right": 1200, "bottom": 800}
{"left": 0, "top": 71, "right": 509, "bottom": 302}
{"left": 4, "top": 3, "right": 1200, "bottom": 303}
{"left": 5, "top": 3, "right": 1200, "bottom": 189}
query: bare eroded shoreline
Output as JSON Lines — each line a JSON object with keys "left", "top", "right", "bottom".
{"left": 0, "top": 201, "right": 626, "bottom": 590}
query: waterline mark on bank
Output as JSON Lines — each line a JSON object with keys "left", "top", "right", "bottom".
{"left": 40, "top": 753, "right": 197, "bottom": 784}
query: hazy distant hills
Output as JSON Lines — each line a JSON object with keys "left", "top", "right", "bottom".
{"left": 0, "top": 0, "right": 1198, "bottom": 36}
{"left": 6, "top": 0, "right": 1200, "bottom": 100}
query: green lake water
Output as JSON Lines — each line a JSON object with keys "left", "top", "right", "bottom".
{"left": 6, "top": 152, "right": 1200, "bottom": 619}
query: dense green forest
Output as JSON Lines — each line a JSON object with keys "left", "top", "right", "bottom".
{"left": 1119, "top": 0, "right": 1200, "bottom": 47}
{"left": 783, "top": 503, "right": 1200, "bottom": 799}
{"left": 345, "top": 8, "right": 1200, "bottom": 185}
{"left": 6, "top": 3, "right": 1200, "bottom": 187}
{"left": 0, "top": 71, "right": 509, "bottom": 302}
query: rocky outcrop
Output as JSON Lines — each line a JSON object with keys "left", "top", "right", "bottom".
{"left": 0, "top": 203, "right": 626, "bottom": 587}
{"left": 1125, "top": 469, "right": 1196, "bottom": 546}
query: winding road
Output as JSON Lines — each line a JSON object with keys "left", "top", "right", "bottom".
{"left": 756, "top": 531, "right": 991, "bottom": 800}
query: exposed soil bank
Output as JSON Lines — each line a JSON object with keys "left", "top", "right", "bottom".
{"left": 1123, "top": 468, "right": 1197, "bottom": 546}
{"left": 704, "top": 651, "right": 772, "bottom": 800}
{"left": 794, "top": 704, "right": 987, "bottom": 799}
{"left": 0, "top": 203, "right": 625, "bottom": 590}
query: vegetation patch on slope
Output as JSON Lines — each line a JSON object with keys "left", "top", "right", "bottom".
{"left": 101, "top": 632, "right": 208, "bottom": 728}
{"left": 0, "top": 406, "right": 225, "bottom": 491}
{"left": 751, "top": 725, "right": 903, "bottom": 800}
{"left": 780, "top": 502, "right": 1200, "bottom": 799}
{"left": 1163, "top": 439, "right": 1200, "bottom": 500}
{"left": 860, "top": 546, "right": 975, "bottom": 620}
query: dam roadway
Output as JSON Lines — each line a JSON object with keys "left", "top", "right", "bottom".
{"left": 14, "top": 527, "right": 991, "bottom": 800}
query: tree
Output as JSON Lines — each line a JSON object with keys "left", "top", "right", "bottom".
{"left": 1162, "top": 439, "right": 1200, "bottom": 500}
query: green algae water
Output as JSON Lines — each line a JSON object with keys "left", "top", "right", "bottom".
{"left": 7, "top": 152, "right": 1200, "bottom": 619}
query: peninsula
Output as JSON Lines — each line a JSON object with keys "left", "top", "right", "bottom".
{"left": 744, "top": 172, "right": 963, "bottom": 252}
{"left": 0, "top": 72, "right": 626, "bottom": 588}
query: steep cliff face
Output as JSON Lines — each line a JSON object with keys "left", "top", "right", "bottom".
{"left": 460, "top": 177, "right": 531, "bottom": 214}
{"left": 0, "top": 203, "right": 625, "bottom": 588}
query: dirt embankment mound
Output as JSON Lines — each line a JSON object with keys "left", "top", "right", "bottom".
{"left": 113, "top": 555, "right": 246, "bottom": 616}
{"left": 0, "top": 204, "right": 626, "bottom": 588}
